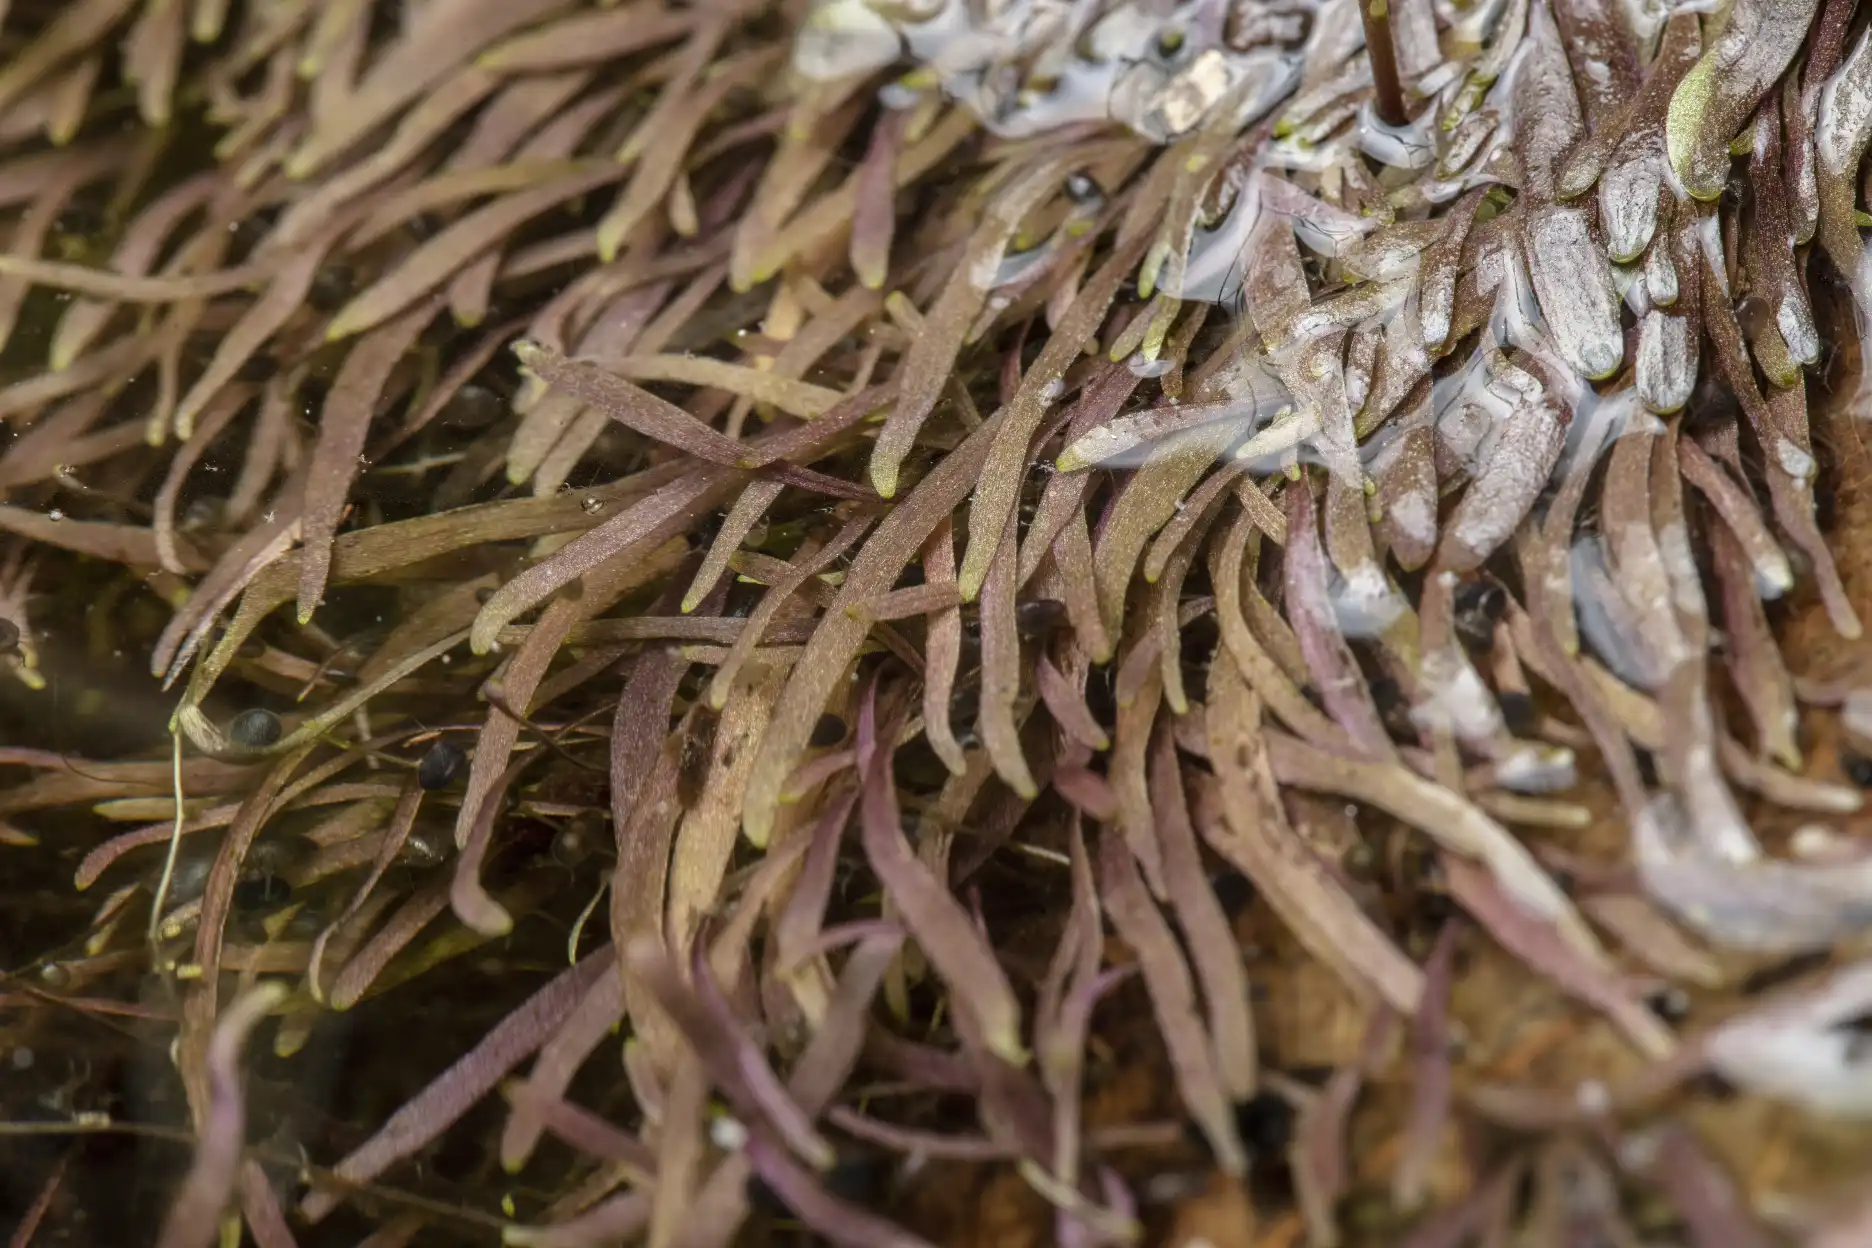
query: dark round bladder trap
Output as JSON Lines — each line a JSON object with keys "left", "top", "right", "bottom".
{"left": 228, "top": 708, "right": 284, "bottom": 749}
{"left": 418, "top": 738, "right": 466, "bottom": 790}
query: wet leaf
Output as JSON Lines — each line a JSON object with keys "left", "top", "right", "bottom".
{"left": 1666, "top": 0, "right": 1820, "bottom": 199}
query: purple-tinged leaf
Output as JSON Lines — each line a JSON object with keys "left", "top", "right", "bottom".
{"left": 857, "top": 683, "right": 1027, "bottom": 1065}
{"left": 158, "top": 982, "right": 289, "bottom": 1248}
{"left": 627, "top": 936, "right": 835, "bottom": 1169}
{"left": 1099, "top": 826, "right": 1245, "bottom": 1173}
{"left": 301, "top": 952, "right": 610, "bottom": 1223}
{"left": 1150, "top": 724, "right": 1256, "bottom": 1099}
{"left": 1286, "top": 479, "right": 1397, "bottom": 759}
{"left": 1200, "top": 651, "right": 1424, "bottom": 1015}
{"left": 743, "top": 1133, "right": 936, "bottom": 1248}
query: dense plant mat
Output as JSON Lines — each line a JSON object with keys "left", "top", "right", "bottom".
{"left": 8, "top": 0, "right": 1872, "bottom": 1243}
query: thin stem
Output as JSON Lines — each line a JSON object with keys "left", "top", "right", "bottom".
{"left": 148, "top": 725, "right": 186, "bottom": 950}
{"left": 1362, "top": 0, "right": 1410, "bottom": 127}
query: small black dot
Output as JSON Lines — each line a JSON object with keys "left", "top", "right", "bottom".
{"left": 1233, "top": 1091, "right": 1296, "bottom": 1156}
{"left": 228, "top": 708, "right": 283, "bottom": 749}
{"left": 418, "top": 740, "right": 465, "bottom": 791}
{"left": 1842, "top": 748, "right": 1872, "bottom": 789}
{"left": 810, "top": 713, "right": 847, "bottom": 748}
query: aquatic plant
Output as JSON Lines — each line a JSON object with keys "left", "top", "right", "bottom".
{"left": 9, "top": 0, "right": 1872, "bottom": 1242}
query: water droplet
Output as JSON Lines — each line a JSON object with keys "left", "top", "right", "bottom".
{"left": 710, "top": 1115, "right": 749, "bottom": 1150}
{"left": 582, "top": 497, "right": 604, "bottom": 515}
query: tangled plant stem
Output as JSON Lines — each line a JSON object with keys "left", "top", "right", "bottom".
{"left": 1362, "top": 0, "right": 1412, "bottom": 128}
